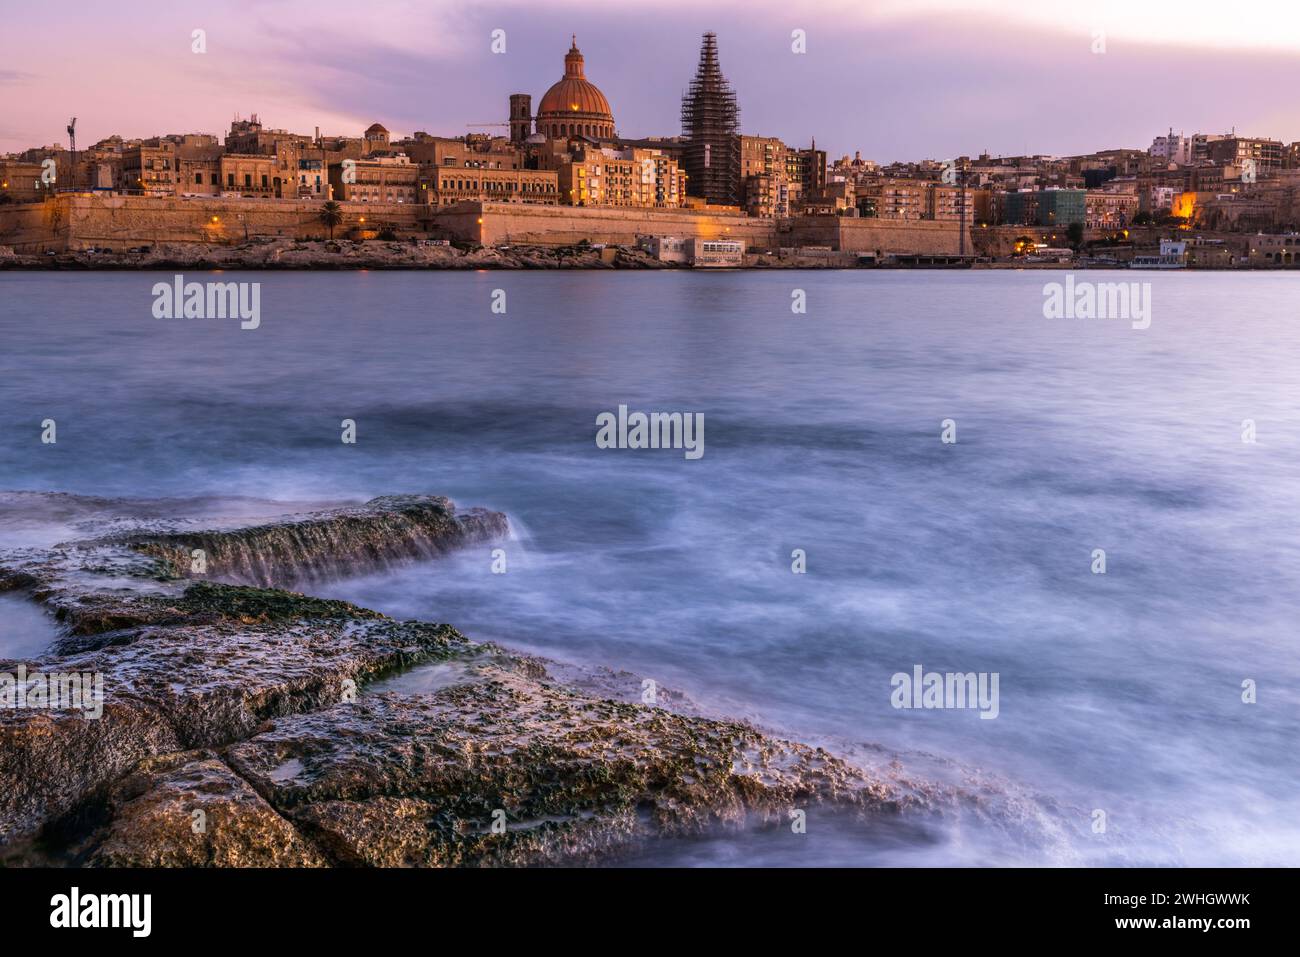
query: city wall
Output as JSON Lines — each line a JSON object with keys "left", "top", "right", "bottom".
{"left": 2, "top": 194, "right": 973, "bottom": 258}
{"left": 785, "top": 216, "right": 965, "bottom": 256}
{"left": 434, "top": 201, "right": 777, "bottom": 248}
{"left": 0, "top": 201, "right": 71, "bottom": 253}
{"left": 0, "top": 194, "right": 422, "bottom": 252}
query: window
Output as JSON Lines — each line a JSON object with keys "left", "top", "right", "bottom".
{"left": 227, "top": 173, "right": 235, "bottom": 187}
{"left": 261, "top": 175, "right": 268, "bottom": 187}
{"left": 195, "top": 173, "right": 202, "bottom": 184}
{"left": 244, "top": 174, "right": 252, "bottom": 187}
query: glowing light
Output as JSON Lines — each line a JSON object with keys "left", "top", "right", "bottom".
{"left": 1172, "top": 192, "right": 1197, "bottom": 219}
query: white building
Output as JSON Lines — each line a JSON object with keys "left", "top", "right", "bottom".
{"left": 638, "top": 235, "right": 687, "bottom": 263}
{"left": 1149, "top": 129, "right": 1192, "bottom": 166}
{"left": 689, "top": 238, "right": 745, "bottom": 267}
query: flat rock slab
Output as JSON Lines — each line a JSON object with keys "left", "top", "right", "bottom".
{"left": 0, "top": 491, "right": 965, "bottom": 867}
{"left": 222, "top": 666, "right": 892, "bottom": 866}
{"left": 0, "top": 494, "right": 506, "bottom": 849}
{"left": 88, "top": 751, "right": 327, "bottom": 867}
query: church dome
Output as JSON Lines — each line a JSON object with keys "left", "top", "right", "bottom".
{"left": 535, "top": 38, "right": 615, "bottom": 139}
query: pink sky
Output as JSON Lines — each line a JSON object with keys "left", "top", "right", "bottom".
{"left": 3, "top": 0, "right": 1298, "bottom": 160}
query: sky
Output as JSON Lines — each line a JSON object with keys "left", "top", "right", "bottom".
{"left": 2, "top": 0, "right": 1299, "bottom": 161}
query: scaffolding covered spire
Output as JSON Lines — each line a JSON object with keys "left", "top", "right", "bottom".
{"left": 681, "top": 31, "right": 741, "bottom": 207}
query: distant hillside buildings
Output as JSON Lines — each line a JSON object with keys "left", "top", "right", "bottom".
{"left": 4, "top": 34, "right": 1300, "bottom": 235}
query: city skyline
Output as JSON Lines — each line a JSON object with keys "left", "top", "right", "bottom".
{"left": 3, "top": 0, "right": 1300, "bottom": 161}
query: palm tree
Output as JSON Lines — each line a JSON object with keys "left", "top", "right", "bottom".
{"left": 319, "top": 201, "right": 343, "bottom": 240}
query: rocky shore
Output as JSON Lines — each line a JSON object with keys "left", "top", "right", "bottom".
{"left": 0, "top": 239, "right": 868, "bottom": 270}
{"left": 1, "top": 491, "right": 1059, "bottom": 866}
{"left": 0, "top": 239, "right": 685, "bottom": 271}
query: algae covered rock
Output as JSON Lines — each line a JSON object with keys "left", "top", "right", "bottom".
{"left": 221, "top": 668, "right": 888, "bottom": 866}
{"left": 88, "top": 751, "right": 328, "bottom": 867}
{"left": 128, "top": 494, "right": 508, "bottom": 587}
{"left": 0, "top": 491, "right": 921, "bottom": 867}
{"left": 0, "top": 494, "right": 505, "bottom": 849}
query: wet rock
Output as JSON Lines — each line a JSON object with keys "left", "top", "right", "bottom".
{"left": 0, "top": 490, "right": 924, "bottom": 867}
{"left": 0, "top": 240, "right": 694, "bottom": 271}
{"left": 223, "top": 668, "right": 890, "bottom": 866}
{"left": 0, "top": 701, "right": 182, "bottom": 846}
{"left": 87, "top": 751, "right": 327, "bottom": 867}
{"left": 127, "top": 494, "right": 508, "bottom": 587}
{"left": 0, "top": 494, "right": 504, "bottom": 849}
{"left": 1, "top": 611, "right": 474, "bottom": 846}
{"left": 49, "top": 581, "right": 385, "bottom": 640}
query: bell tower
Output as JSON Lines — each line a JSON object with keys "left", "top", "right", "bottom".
{"left": 509, "top": 93, "right": 532, "bottom": 144}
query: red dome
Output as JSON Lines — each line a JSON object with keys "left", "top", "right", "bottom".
{"left": 535, "top": 38, "right": 614, "bottom": 139}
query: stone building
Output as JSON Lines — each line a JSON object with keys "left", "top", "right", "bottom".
{"left": 738, "top": 136, "right": 799, "bottom": 217}
{"left": 787, "top": 142, "right": 827, "bottom": 199}
{"left": 544, "top": 144, "right": 685, "bottom": 208}
{"left": 176, "top": 136, "right": 224, "bottom": 196}
{"left": 217, "top": 153, "right": 285, "bottom": 198}
{"left": 328, "top": 153, "right": 420, "bottom": 204}
{"left": 420, "top": 166, "right": 558, "bottom": 206}
{"left": 927, "top": 183, "right": 981, "bottom": 225}
{"left": 1207, "top": 136, "right": 1285, "bottom": 173}
{"left": 295, "top": 155, "right": 328, "bottom": 199}
{"left": 1085, "top": 188, "right": 1140, "bottom": 229}
{"left": 401, "top": 133, "right": 526, "bottom": 171}
{"left": 178, "top": 155, "right": 222, "bottom": 195}
{"left": 225, "top": 115, "right": 311, "bottom": 155}
{"left": 743, "top": 172, "right": 799, "bottom": 218}
{"left": 122, "top": 140, "right": 177, "bottom": 196}
{"left": 364, "top": 123, "right": 391, "bottom": 153}
{"left": 861, "top": 179, "right": 928, "bottom": 220}
{"left": 0, "top": 160, "right": 48, "bottom": 202}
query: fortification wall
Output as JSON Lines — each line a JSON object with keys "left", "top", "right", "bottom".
{"left": 434, "top": 201, "right": 776, "bottom": 248}
{"left": 787, "top": 216, "right": 966, "bottom": 256}
{"left": 1, "top": 194, "right": 976, "bottom": 259}
{"left": 0, "top": 200, "right": 72, "bottom": 253}
{"left": 0, "top": 195, "right": 422, "bottom": 252}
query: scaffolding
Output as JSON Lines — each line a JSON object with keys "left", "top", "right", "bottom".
{"left": 680, "top": 32, "right": 741, "bottom": 207}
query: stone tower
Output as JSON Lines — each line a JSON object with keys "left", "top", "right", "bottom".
{"left": 509, "top": 94, "right": 532, "bottom": 144}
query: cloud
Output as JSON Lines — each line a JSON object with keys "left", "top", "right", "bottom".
{"left": 1, "top": 0, "right": 1299, "bottom": 157}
